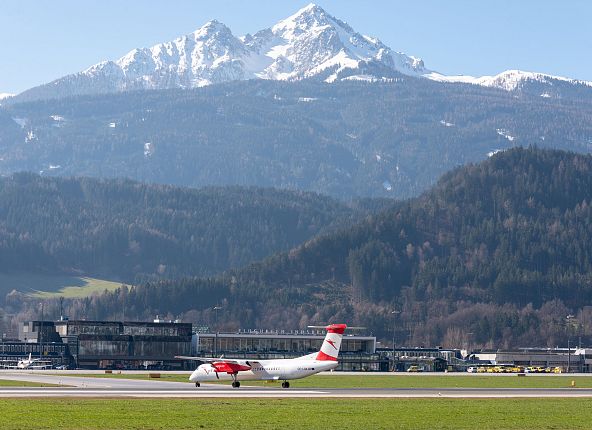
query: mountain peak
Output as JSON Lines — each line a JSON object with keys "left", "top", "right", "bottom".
{"left": 290, "top": 3, "right": 327, "bottom": 19}
{"left": 294, "top": 3, "right": 325, "bottom": 15}
{"left": 273, "top": 2, "right": 346, "bottom": 35}
{"left": 194, "top": 19, "right": 233, "bottom": 38}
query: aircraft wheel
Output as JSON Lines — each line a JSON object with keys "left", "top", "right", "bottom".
{"left": 195, "top": 382, "right": 200, "bottom": 387}
{"left": 282, "top": 381, "right": 290, "bottom": 389}
{"left": 232, "top": 381, "right": 240, "bottom": 388}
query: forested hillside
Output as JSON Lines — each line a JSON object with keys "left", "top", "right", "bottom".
{"left": 53, "top": 148, "right": 592, "bottom": 348}
{"left": 0, "top": 173, "right": 379, "bottom": 282}
{"left": 2, "top": 79, "right": 591, "bottom": 199}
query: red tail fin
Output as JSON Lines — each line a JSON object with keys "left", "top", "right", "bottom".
{"left": 316, "top": 324, "right": 346, "bottom": 361}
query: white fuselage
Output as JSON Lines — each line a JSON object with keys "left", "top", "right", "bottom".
{"left": 189, "top": 358, "right": 338, "bottom": 383}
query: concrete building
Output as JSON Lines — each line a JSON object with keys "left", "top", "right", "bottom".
{"left": 56, "top": 320, "right": 192, "bottom": 369}
{"left": 473, "top": 348, "right": 587, "bottom": 372}
{"left": 380, "top": 347, "right": 464, "bottom": 372}
{"left": 16, "top": 319, "right": 192, "bottom": 369}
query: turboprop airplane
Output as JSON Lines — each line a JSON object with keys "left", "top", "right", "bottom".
{"left": 176, "top": 323, "right": 348, "bottom": 388}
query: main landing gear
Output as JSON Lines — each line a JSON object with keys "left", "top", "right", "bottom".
{"left": 195, "top": 382, "right": 200, "bottom": 387}
{"left": 282, "top": 381, "right": 290, "bottom": 389}
{"left": 231, "top": 373, "right": 241, "bottom": 388}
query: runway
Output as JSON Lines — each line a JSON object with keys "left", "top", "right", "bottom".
{"left": 3, "top": 386, "right": 592, "bottom": 398}
{"left": 2, "top": 371, "right": 592, "bottom": 398}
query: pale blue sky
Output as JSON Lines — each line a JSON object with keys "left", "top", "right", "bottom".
{"left": 1, "top": 0, "right": 590, "bottom": 94}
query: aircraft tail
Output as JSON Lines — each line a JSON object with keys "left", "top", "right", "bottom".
{"left": 316, "top": 324, "right": 346, "bottom": 361}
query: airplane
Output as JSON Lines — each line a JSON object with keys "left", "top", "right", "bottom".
{"left": 11, "top": 353, "right": 52, "bottom": 370}
{"left": 176, "top": 323, "right": 348, "bottom": 388}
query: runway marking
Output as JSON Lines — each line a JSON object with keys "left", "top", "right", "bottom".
{"left": 2, "top": 388, "right": 592, "bottom": 398}
{"left": 0, "top": 389, "right": 327, "bottom": 398}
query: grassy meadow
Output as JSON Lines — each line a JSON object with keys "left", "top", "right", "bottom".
{"left": 0, "top": 398, "right": 590, "bottom": 430}
{"left": 0, "top": 273, "right": 123, "bottom": 298}
{"left": 0, "top": 379, "right": 60, "bottom": 387}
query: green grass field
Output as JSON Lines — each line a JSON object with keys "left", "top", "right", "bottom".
{"left": 74, "top": 372, "right": 592, "bottom": 389}
{"left": 0, "top": 398, "right": 590, "bottom": 430}
{"left": 0, "top": 273, "right": 124, "bottom": 298}
{"left": 0, "top": 379, "right": 60, "bottom": 387}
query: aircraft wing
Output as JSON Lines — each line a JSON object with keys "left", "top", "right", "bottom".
{"left": 175, "top": 356, "right": 260, "bottom": 373}
{"left": 175, "top": 355, "right": 243, "bottom": 363}
{"left": 175, "top": 356, "right": 261, "bottom": 363}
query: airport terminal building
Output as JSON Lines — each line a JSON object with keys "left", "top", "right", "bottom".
{"left": 194, "top": 329, "right": 385, "bottom": 371}
{"left": 8, "top": 320, "right": 383, "bottom": 370}
{"left": 15, "top": 319, "right": 192, "bottom": 369}
{"left": 7, "top": 319, "right": 589, "bottom": 372}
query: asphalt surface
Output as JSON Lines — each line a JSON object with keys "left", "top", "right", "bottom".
{"left": 2, "top": 371, "right": 592, "bottom": 398}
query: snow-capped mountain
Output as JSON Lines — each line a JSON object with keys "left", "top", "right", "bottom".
{"left": 0, "top": 93, "right": 13, "bottom": 107}
{"left": 14, "top": 4, "right": 428, "bottom": 102}
{"left": 11, "top": 3, "right": 592, "bottom": 103}
{"left": 243, "top": 4, "right": 426, "bottom": 82}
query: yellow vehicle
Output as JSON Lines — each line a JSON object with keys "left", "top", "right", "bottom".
{"left": 407, "top": 365, "right": 422, "bottom": 372}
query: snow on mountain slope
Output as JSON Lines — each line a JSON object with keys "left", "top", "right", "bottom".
{"left": 0, "top": 93, "right": 13, "bottom": 100}
{"left": 10, "top": 3, "right": 592, "bottom": 102}
{"left": 14, "top": 3, "right": 428, "bottom": 102}
{"left": 426, "top": 69, "right": 592, "bottom": 92}
{"left": 86, "top": 20, "right": 253, "bottom": 90}
{"left": 245, "top": 3, "right": 426, "bottom": 82}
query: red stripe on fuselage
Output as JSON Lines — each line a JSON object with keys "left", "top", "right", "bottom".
{"left": 316, "top": 350, "right": 338, "bottom": 361}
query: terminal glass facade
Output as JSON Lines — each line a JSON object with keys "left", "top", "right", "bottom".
{"left": 198, "top": 334, "right": 374, "bottom": 355}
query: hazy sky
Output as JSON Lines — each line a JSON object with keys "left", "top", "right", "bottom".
{"left": 1, "top": 0, "right": 590, "bottom": 94}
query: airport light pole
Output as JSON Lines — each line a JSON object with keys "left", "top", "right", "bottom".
{"left": 40, "top": 301, "right": 44, "bottom": 360}
{"left": 391, "top": 310, "right": 400, "bottom": 372}
{"left": 567, "top": 314, "right": 576, "bottom": 373}
{"left": 213, "top": 306, "right": 222, "bottom": 357}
